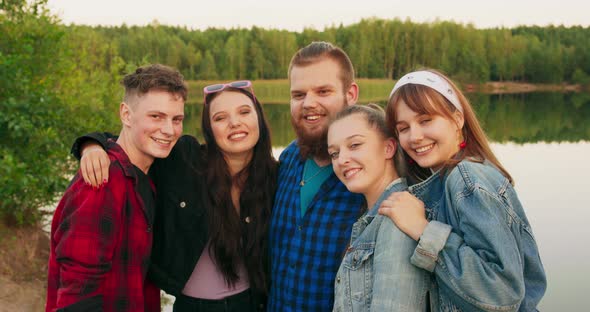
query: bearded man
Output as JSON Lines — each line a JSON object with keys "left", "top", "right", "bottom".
{"left": 268, "top": 41, "right": 365, "bottom": 312}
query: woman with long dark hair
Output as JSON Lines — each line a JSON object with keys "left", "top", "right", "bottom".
{"left": 72, "top": 81, "right": 277, "bottom": 311}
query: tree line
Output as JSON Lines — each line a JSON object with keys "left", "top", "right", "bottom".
{"left": 78, "top": 19, "right": 590, "bottom": 83}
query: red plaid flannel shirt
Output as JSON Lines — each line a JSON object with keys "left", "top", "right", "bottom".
{"left": 46, "top": 142, "right": 160, "bottom": 312}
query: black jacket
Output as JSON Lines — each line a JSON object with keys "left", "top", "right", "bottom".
{"left": 73, "top": 134, "right": 209, "bottom": 296}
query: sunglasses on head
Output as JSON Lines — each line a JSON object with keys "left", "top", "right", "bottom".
{"left": 203, "top": 80, "right": 255, "bottom": 103}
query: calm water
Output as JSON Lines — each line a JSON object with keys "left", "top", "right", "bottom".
{"left": 490, "top": 142, "right": 589, "bottom": 310}
{"left": 168, "top": 92, "right": 590, "bottom": 310}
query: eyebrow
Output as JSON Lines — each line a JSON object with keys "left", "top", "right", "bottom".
{"left": 346, "top": 134, "right": 365, "bottom": 140}
{"left": 146, "top": 110, "right": 184, "bottom": 117}
{"left": 146, "top": 110, "right": 164, "bottom": 114}
{"left": 327, "top": 134, "right": 365, "bottom": 149}
{"left": 314, "top": 84, "right": 335, "bottom": 90}
{"left": 291, "top": 84, "right": 335, "bottom": 94}
{"left": 211, "top": 104, "right": 253, "bottom": 117}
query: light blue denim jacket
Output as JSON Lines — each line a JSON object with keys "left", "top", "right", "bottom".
{"left": 409, "top": 160, "right": 546, "bottom": 312}
{"left": 333, "top": 178, "right": 432, "bottom": 312}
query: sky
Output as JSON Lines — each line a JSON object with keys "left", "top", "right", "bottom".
{"left": 47, "top": 0, "right": 589, "bottom": 31}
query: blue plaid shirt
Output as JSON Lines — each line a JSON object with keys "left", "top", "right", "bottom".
{"left": 269, "top": 141, "right": 365, "bottom": 312}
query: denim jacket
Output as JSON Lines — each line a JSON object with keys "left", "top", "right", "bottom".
{"left": 409, "top": 160, "right": 546, "bottom": 312}
{"left": 333, "top": 178, "right": 432, "bottom": 312}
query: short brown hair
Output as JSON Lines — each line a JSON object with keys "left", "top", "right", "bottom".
{"left": 122, "top": 64, "right": 187, "bottom": 103}
{"left": 288, "top": 41, "right": 355, "bottom": 90}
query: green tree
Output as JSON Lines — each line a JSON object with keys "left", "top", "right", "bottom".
{"left": 0, "top": 0, "right": 122, "bottom": 225}
{"left": 199, "top": 50, "right": 219, "bottom": 80}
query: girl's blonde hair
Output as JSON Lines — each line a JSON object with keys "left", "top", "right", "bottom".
{"left": 331, "top": 103, "right": 406, "bottom": 178}
{"left": 386, "top": 69, "right": 513, "bottom": 184}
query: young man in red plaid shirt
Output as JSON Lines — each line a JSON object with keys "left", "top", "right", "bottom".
{"left": 46, "top": 64, "right": 187, "bottom": 312}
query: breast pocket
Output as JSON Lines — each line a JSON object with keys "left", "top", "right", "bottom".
{"left": 343, "top": 243, "right": 375, "bottom": 270}
{"left": 342, "top": 243, "right": 375, "bottom": 304}
{"left": 163, "top": 191, "right": 205, "bottom": 232}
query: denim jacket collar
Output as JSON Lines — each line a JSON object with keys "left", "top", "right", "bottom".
{"left": 365, "top": 178, "right": 408, "bottom": 219}
{"left": 408, "top": 170, "right": 446, "bottom": 219}
{"left": 349, "top": 178, "right": 407, "bottom": 244}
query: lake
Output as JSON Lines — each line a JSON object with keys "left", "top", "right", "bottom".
{"left": 165, "top": 91, "right": 590, "bottom": 310}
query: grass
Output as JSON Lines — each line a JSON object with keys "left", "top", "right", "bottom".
{"left": 187, "top": 79, "right": 584, "bottom": 105}
{"left": 187, "top": 78, "right": 395, "bottom": 105}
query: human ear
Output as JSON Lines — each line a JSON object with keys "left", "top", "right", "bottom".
{"left": 384, "top": 138, "right": 396, "bottom": 160}
{"left": 345, "top": 82, "right": 359, "bottom": 106}
{"left": 453, "top": 111, "right": 465, "bottom": 130}
{"left": 120, "top": 102, "right": 132, "bottom": 127}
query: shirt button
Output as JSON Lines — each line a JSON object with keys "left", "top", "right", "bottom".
{"left": 336, "top": 276, "right": 341, "bottom": 283}
{"left": 297, "top": 226, "right": 302, "bottom": 231}
{"left": 180, "top": 201, "right": 186, "bottom": 208}
{"left": 147, "top": 226, "right": 152, "bottom": 233}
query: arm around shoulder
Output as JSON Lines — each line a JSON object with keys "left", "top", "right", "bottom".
{"left": 70, "top": 132, "right": 115, "bottom": 159}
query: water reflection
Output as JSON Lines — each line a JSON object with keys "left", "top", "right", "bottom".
{"left": 185, "top": 92, "right": 590, "bottom": 144}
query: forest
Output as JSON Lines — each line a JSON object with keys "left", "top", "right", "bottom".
{"left": 79, "top": 19, "right": 590, "bottom": 83}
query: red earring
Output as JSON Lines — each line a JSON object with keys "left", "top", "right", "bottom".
{"left": 459, "top": 140, "right": 467, "bottom": 149}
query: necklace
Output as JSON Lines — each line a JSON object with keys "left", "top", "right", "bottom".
{"left": 300, "top": 161, "right": 331, "bottom": 186}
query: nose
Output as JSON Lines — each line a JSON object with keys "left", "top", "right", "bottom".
{"left": 161, "top": 119, "right": 174, "bottom": 135}
{"left": 337, "top": 149, "right": 350, "bottom": 166}
{"left": 302, "top": 93, "right": 317, "bottom": 109}
{"left": 228, "top": 114, "right": 241, "bottom": 128}
{"left": 409, "top": 126, "right": 423, "bottom": 143}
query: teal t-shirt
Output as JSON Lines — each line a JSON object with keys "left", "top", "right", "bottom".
{"left": 300, "top": 159, "right": 333, "bottom": 216}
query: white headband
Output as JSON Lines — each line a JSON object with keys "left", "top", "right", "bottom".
{"left": 389, "top": 71, "right": 463, "bottom": 113}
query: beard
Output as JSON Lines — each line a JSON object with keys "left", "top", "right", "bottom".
{"left": 291, "top": 115, "right": 330, "bottom": 161}
{"left": 291, "top": 101, "right": 348, "bottom": 161}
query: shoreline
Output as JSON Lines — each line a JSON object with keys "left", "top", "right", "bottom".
{"left": 464, "top": 81, "right": 583, "bottom": 94}
{"left": 187, "top": 79, "right": 587, "bottom": 104}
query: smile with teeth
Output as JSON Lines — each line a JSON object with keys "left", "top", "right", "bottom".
{"left": 228, "top": 132, "right": 247, "bottom": 140}
{"left": 343, "top": 168, "right": 361, "bottom": 178}
{"left": 152, "top": 137, "right": 172, "bottom": 145}
{"left": 304, "top": 114, "right": 322, "bottom": 121}
{"left": 415, "top": 144, "right": 434, "bottom": 154}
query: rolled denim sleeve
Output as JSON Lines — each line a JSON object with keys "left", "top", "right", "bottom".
{"left": 411, "top": 221, "right": 452, "bottom": 272}
{"left": 371, "top": 217, "right": 431, "bottom": 311}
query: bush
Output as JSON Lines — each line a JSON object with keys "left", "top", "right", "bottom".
{"left": 0, "top": 0, "right": 123, "bottom": 225}
{"left": 572, "top": 68, "right": 590, "bottom": 86}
